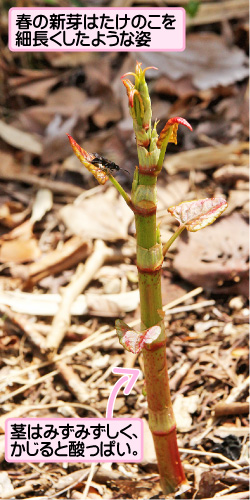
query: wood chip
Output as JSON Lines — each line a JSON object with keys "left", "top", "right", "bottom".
{"left": 164, "top": 142, "right": 249, "bottom": 174}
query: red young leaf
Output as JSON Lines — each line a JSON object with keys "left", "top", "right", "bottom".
{"left": 67, "top": 134, "right": 109, "bottom": 185}
{"left": 168, "top": 197, "right": 228, "bottom": 232}
{"left": 122, "top": 79, "right": 136, "bottom": 107}
{"left": 121, "top": 64, "right": 158, "bottom": 82}
{"left": 115, "top": 319, "right": 161, "bottom": 354}
{"left": 157, "top": 117, "right": 193, "bottom": 148}
{"left": 67, "top": 134, "right": 93, "bottom": 162}
{"left": 142, "top": 65, "right": 158, "bottom": 74}
{"left": 122, "top": 79, "right": 144, "bottom": 112}
{"left": 165, "top": 117, "right": 193, "bottom": 130}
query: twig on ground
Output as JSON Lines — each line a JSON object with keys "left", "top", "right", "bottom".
{"left": 0, "top": 168, "right": 84, "bottom": 197}
{"left": 225, "top": 376, "right": 250, "bottom": 404}
{"left": 164, "top": 300, "right": 215, "bottom": 316}
{"left": 0, "top": 370, "right": 58, "bottom": 404}
{"left": 46, "top": 470, "right": 90, "bottom": 499}
{"left": 0, "top": 286, "right": 205, "bottom": 384}
{"left": 46, "top": 239, "right": 112, "bottom": 352}
{"left": 191, "top": 376, "right": 250, "bottom": 446}
{"left": 224, "top": 471, "right": 250, "bottom": 486}
{"left": 55, "top": 360, "right": 91, "bottom": 403}
{"left": 169, "top": 362, "right": 191, "bottom": 391}
{"left": 90, "top": 358, "right": 121, "bottom": 388}
{"left": 179, "top": 447, "right": 242, "bottom": 469}
{"left": 201, "top": 492, "right": 250, "bottom": 500}
{"left": 0, "top": 288, "right": 140, "bottom": 316}
{"left": 1, "top": 480, "right": 50, "bottom": 500}
{"left": 163, "top": 286, "right": 203, "bottom": 310}
{"left": 213, "top": 402, "right": 249, "bottom": 417}
{"left": 20, "top": 236, "right": 92, "bottom": 288}
{"left": 82, "top": 463, "right": 97, "bottom": 500}
{"left": 0, "top": 304, "right": 47, "bottom": 352}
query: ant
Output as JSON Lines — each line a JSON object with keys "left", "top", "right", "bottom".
{"left": 91, "top": 153, "right": 129, "bottom": 174}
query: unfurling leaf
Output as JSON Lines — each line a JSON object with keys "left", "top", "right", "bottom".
{"left": 122, "top": 79, "right": 144, "bottom": 113}
{"left": 157, "top": 117, "right": 193, "bottom": 149}
{"left": 168, "top": 197, "right": 228, "bottom": 232}
{"left": 67, "top": 134, "right": 109, "bottom": 185}
{"left": 115, "top": 319, "right": 161, "bottom": 354}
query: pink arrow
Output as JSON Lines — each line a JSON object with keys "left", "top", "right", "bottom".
{"left": 106, "top": 367, "right": 141, "bottom": 418}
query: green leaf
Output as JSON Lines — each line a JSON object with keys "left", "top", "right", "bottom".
{"left": 185, "top": 1, "right": 200, "bottom": 18}
{"left": 115, "top": 319, "right": 161, "bottom": 354}
{"left": 168, "top": 197, "right": 228, "bottom": 232}
{"left": 157, "top": 117, "right": 192, "bottom": 169}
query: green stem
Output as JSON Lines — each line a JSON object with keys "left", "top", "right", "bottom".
{"left": 157, "top": 127, "right": 173, "bottom": 169}
{"left": 162, "top": 225, "right": 185, "bottom": 256}
{"left": 108, "top": 173, "right": 131, "bottom": 206}
{"left": 134, "top": 174, "right": 188, "bottom": 494}
{"left": 116, "top": 62, "right": 191, "bottom": 495}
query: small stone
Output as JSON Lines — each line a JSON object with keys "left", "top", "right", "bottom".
{"left": 229, "top": 296, "right": 244, "bottom": 311}
{"left": 173, "top": 394, "right": 199, "bottom": 432}
{"left": 127, "top": 271, "right": 138, "bottom": 283}
{"left": 223, "top": 322, "right": 237, "bottom": 335}
{"left": 0, "top": 472, "right": 14, "bottom": 498}
{"left": 103, "top": 277, "right": 121, "bottom": 294}
{"left": 93, "top": 353, "right": 109, "bottom": 369}
{"left": 242, "top": 308, "right": 250, "bottom": 316}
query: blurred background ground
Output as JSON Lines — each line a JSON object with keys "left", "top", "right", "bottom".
{"left": 0, "top": 0, "right": 249, "bottom": 499}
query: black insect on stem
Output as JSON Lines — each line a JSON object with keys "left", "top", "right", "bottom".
{"left": 91, "top": 153, "right": 129, "bottom": 174}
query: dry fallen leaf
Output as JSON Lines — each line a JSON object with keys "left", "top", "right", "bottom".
{"left": 14, "top": 75, "right": 59, "bottom": 100}
{"left": 196, "top": 470, "right": 224, "bottom": 499}
{"left": 226, "top": 189, "right": 249, "bottom": 214}
{"left": 173, "top": 212, "right": 249, "bottom": 296}
{"left": 86, "top": 294, "right": 124, "bottom": 317}
{"left": 164, "top": 142, "right": 249, "bottom": 175}
{"left": 0, "top": 119, "right": 42, "bottom": 155}
{"left": 153, "top": 75, "right": 196, "bottom": 99}
{"left": 47, "top": 86, "right": 87, "bottom": 107}
{"left": 157, "top": 178, "right": 190, "bottom": 211}
{"left": 0, "top": 152, "right": 19, "bottom": 176}
{"left": 0, "top": 189, "right": 53, "bottom": 263}
{"left": 14, "top": 236, "right": 91, "bottom": 286}
{"left": 213, "top": 165, "right": 249, "bottom": 184}
{"left": 1, "top": 219, "right": 33, "bottom": 241}
{"left": 93, "top": 93, "right": 122, "bottom": 128}
{"left": 60, "top": 191, "right": 133, "bottom": 241}
{"left": 139, "top": 33, "right": 249, "bottom": 90}
{"left": 42, "top": 114, "right": 77, "bottom": 164}
{"left": 19, "top": 96, "right": 100, "bottom": 130}
{"left": 45, "top": 51, "right": 96, "bottom": 68}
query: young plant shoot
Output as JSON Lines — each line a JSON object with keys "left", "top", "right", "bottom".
{"left": 67, "top": 62, "right": 227, "bottom": 495}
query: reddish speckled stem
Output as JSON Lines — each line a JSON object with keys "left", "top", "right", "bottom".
{"left": 135, "top": 172, "right": 187, "bottom": 494}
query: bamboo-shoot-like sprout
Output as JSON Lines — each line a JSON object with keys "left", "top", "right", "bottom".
{"left": 67, "top": 62, "right": 227, "bottom": 494}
